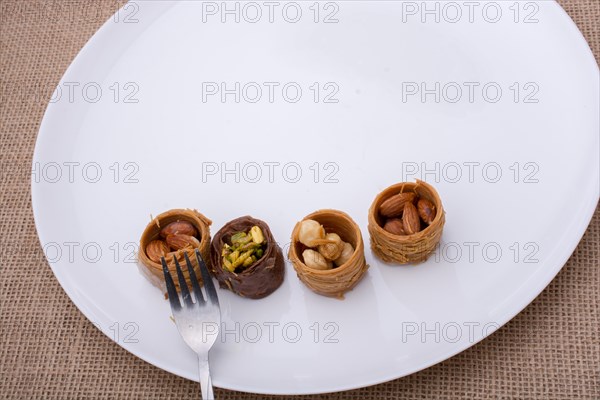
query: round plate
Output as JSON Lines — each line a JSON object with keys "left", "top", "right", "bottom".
{"left": 32, "top": 1, "right": 599, "bottom": 395}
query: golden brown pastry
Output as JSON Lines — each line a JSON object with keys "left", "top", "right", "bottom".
{"left": 289, "top": 209, "right": 368, "bottom": 299}
{"left": 368, "top": 180, "right": 445, "bottom": 264}
{"left": 138, "top": 209, "right": 211, "bottom": 292}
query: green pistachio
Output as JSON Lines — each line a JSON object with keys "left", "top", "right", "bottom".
{"left": 221, "top": 243, "right": 231, "bottom": 257}
{"left": 243, "top": 256, "right": 254, "bottom": 267}
{"left": 223, "top": 257, "right": 234, "bottom": 272}
{"left": 240, "top": 241, "right": 260, "bottom": 251}
{"left": 232, "top": 250, "right": 254, "bottom": 269}
{"left": 250, "top": 226, "right": 265, "bottom": 244}
{"left": 230, "top": 232, "right": 246, "bottom": 244}
{"left": 222, "top": 226, "right": 266, "bottom": 272}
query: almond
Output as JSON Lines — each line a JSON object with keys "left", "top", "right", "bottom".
{"left": 166, "top": 234, "right": 201, "bottom": 251}
{"left": 417, "top": 198, "right": 436, "bottom": 225}
{"left": 402, "top": 202, "right": 421, "bottom": 235}
{"left": 379, "top": 192, "right": 416, "bottom": 217}
{"left": 146, "top": 240, "right": 170, "bottom": 263}
{"left": 160, "top": 220, "right": 197, "bottom": 239}
{"left": 383, "top": 218, "right": 405, "bottom": 235}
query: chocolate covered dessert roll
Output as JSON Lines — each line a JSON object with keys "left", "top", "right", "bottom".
{"left": 210, "top": 216, "right": 284, "bottom": 299}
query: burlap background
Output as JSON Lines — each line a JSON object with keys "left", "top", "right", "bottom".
{"left": 1, "top": 1, "right": 598, "bottom": 398}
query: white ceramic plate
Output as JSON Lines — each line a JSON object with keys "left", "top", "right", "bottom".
{"left": 32, "top": 1, "right": 599, "bottom": 395}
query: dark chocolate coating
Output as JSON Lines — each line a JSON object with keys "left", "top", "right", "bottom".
{"left": 210, "top": 216, "right": 284, "bottom": 299}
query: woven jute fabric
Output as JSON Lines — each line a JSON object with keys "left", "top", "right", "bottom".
{"left": 1, "top": 0, "right": 598, "bottom": 398}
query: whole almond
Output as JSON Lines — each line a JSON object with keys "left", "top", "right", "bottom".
{"left": 166, "top": 234, "right": 201, "bottom": 251}
{"left": 146, "top": 240, "right": 169, "bottom": 263}
{"left": 417, "top": 198, "right": 436, "bottom": 225}
{"left": 383, "top": 218, "right": 405, "bottom": 235}
{"left": 402, "top": 202, "right": 421, "bottom": 235}
{"left": 379, "top": 192, "right": 416, "bottom": 217}
{"left": 160, "top": 220, "right": 197, "bottom": 239}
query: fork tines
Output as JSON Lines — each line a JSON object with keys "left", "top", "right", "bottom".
{"left": 160, "top": 250, "right": 219, "bottom": 309}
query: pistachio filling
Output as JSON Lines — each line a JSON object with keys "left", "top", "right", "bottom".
{"left": 221, "top": 226, "right": 265, "bottom": 272}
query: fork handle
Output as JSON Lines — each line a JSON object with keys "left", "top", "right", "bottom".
{"left": 198, "top": 354, "right": 214, "bottom": 400}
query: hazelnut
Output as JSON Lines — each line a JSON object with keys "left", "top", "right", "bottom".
{"left": 317, "top": 233, "right": 344, "bottom": 260}
{"left": 302, "top": 249, "right": 333, "bottom": 270}
{"left": 333, "top": 242, "right": 355, "bottom": 267}
{"left": 298, "top": 219, "right": 326, "bottom": 247}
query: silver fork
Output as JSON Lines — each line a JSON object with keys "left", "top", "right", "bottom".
{"left": 161, "top": 249, "right": 221, "bottom": 400}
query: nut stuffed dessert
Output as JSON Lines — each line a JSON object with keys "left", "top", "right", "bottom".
{"left": 210, "top": 216, "right": 284, "bottom": 299}
{"left": 368, "top": 180, "right": 445, "bottom": 264}
{"left": 138, "top": 209, "right": 212, "bottom": 292}
{"left": 289, "top": 209, "right": 368, "bottom": 299}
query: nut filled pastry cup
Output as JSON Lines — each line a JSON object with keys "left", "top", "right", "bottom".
{"left": 210, "top": 216, "right": 285, "bottom": 299}
{"left": 368, "top": 180, "right": 445, "bottom": 264}
{"left": 289, "top": 209, "right": 369, "bottom": 299}
{"left": 138, "top": 209, "right": 212, "bottom": 292}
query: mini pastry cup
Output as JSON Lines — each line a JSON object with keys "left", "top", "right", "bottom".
{"left": 368, "top": 180, "right": 445, "bottom": 264}
{"left": 138, "top": 209, "right": 212, "bottom": 292}
{"left": 289, "top": 209, "right": 369, "bottom": 299}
